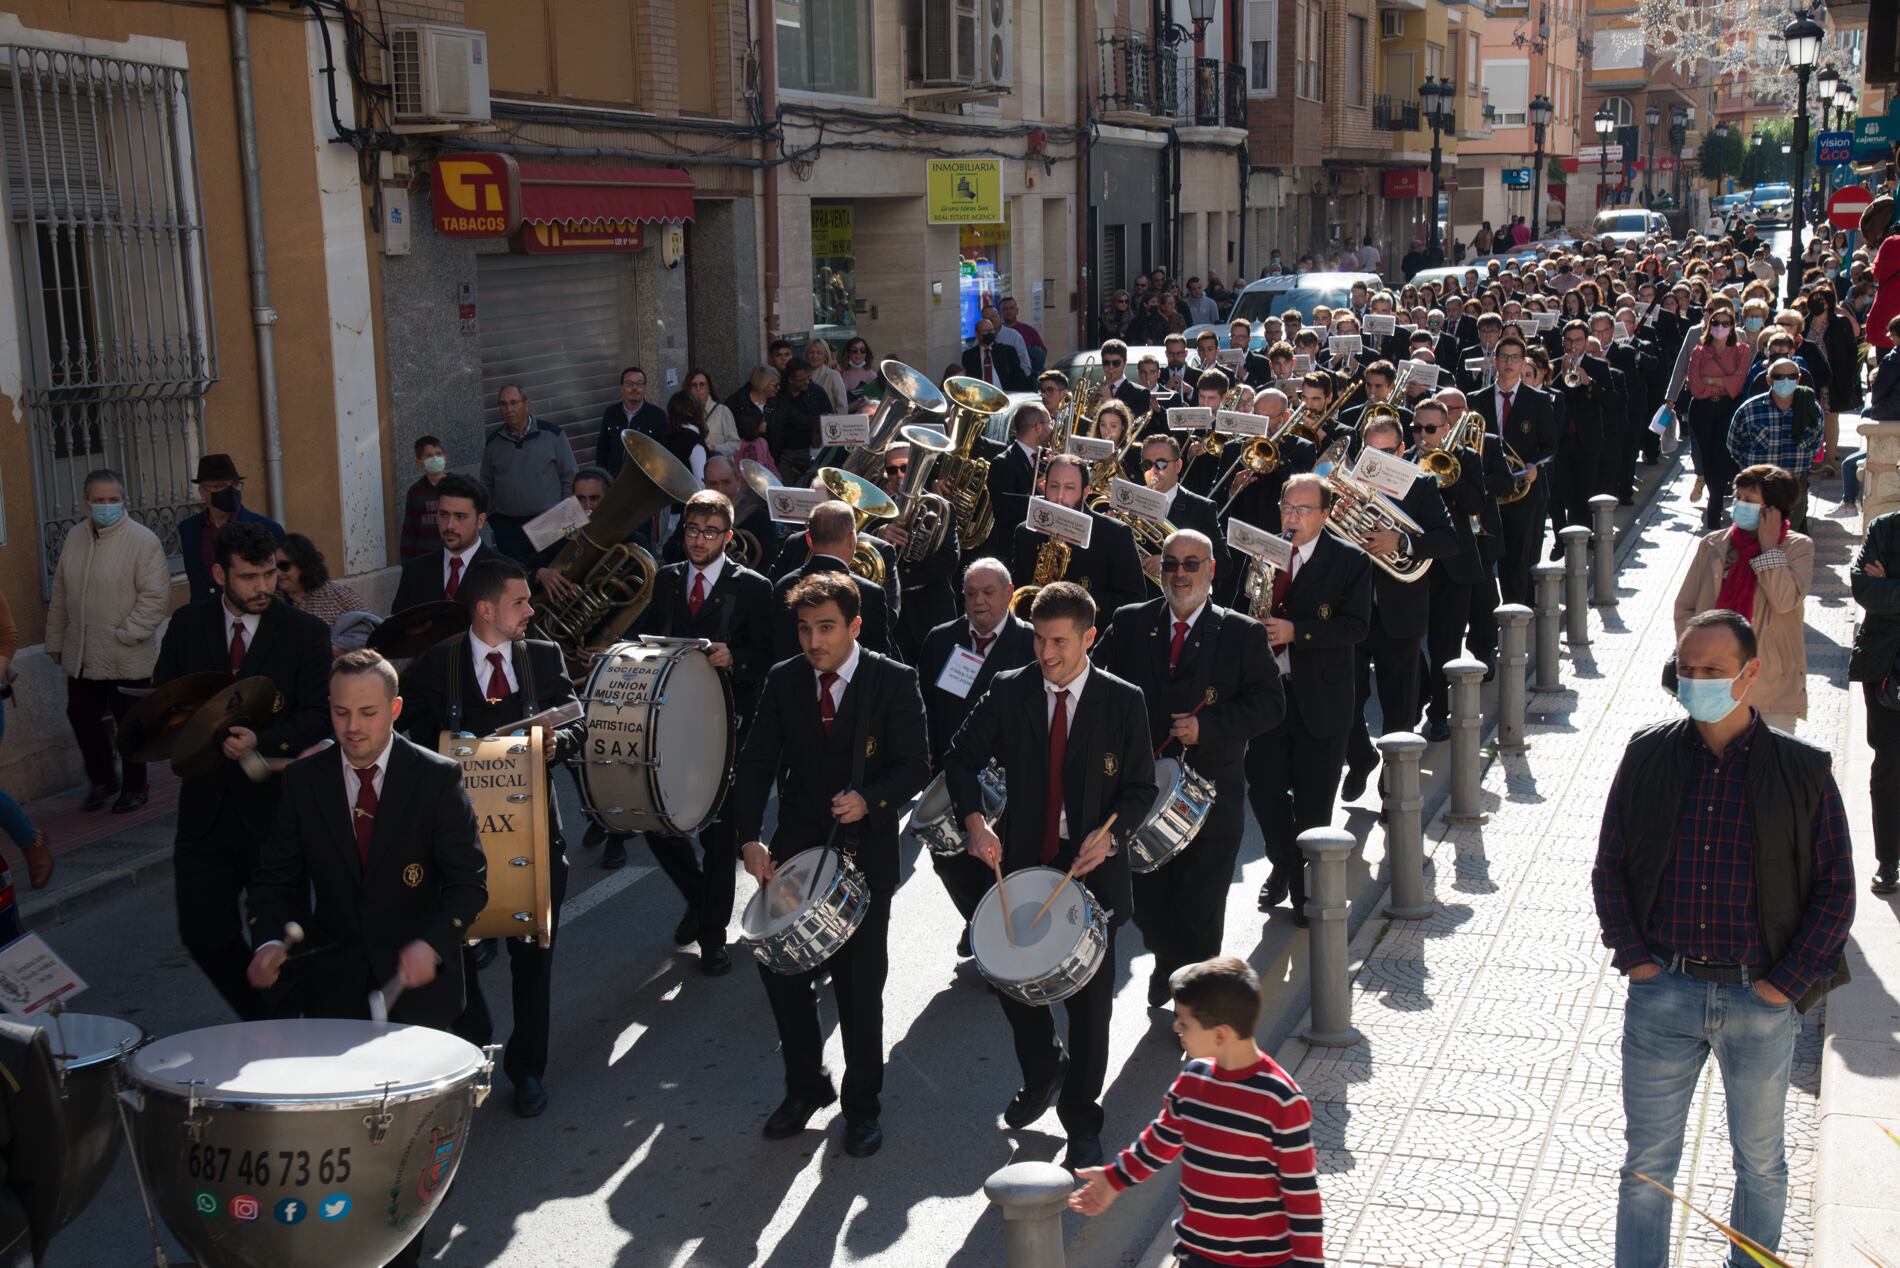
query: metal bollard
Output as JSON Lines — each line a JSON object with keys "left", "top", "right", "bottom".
{"left": 1588, "top": 494, "right": 1619, "bottom": 607}
{"left": 984, "top": 1161, "right": 1074, "bottom": 1268}
{"left": 1299, "top": 827, "right": 1363, "bottom": 1047}
{"left": 1445, "top": 656, "right": 1489, "bottom": 825}
{"left": 1494, "top": 605, "right": 1532, "bottom": 752}
{"left": 1559, "top": 525, "right": 1592, "bottom": 646}
{"left": 1530, "top": 562, "right": 1565, "bottom": 692}
{"left": 1376, "top": 732, "right": 1434, "bottom": 920}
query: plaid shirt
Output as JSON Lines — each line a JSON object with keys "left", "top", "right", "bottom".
{"left": 1592, "top": 711, "right": 1856, "bottom": 1000}
{"left": 1725, "top": 390, "right": 1822, "bottom": 472}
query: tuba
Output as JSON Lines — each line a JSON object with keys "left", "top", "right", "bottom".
{"left": 938, "top": 376, "right": 1009, "bottom": 549}
{"left": 1319, "top": 438, "right": 1432, "bottom": 583}
{"left": 532, "top": 431, "right": 701, "bottom": 671}
{"left": 816, "top": 466, "right": 898, "bottom": 588}
{"left": 841, "top": 360, "right": 949, "bottom": 478}
{"left": 889, "top": 424, "right": 957, "bottom": 563}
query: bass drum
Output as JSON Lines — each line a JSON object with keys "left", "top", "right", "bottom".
{"left": 28, "top": 1012, "right": 145, "bottom": 1232}
{"left": 124, "top": 1019, "right": 491, "bottom": 1268}
{"left": 441, "top": 728, "right": 553, "bottom": 942}
{"left": 580, "top": 637, "right": 735, "bottom": 836}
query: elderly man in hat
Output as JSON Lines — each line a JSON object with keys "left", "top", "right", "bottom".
{"left": 178, "top": 454, "right": 285, "bottom": 604}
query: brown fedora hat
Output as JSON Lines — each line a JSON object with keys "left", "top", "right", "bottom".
{"left": 1862, "top": 195, "right": 1893, "bottom": 247}
{"left": 192, "top": 453, "right": 243, "bottom": 483}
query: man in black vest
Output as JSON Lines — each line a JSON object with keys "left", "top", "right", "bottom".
{"left": 390, "top": 475, "right": 496, "bottom": 613}
{"left": 984, "top": 402, "right": 1049, "bottom": 565}
{"left": 1094, "top": 530, "right": 1282, "bottom": 1004}
{"left": 398, "top": 558, "right": 585, "bottom": 1118}
{"left": 153, "top": 522, "right": 332, "bottom": 1019}
{"left": 1592, "top": 610, "right": 1854, "bottom": 1268}
{"left": 769, "top": 500, "right": 893, "bottom": 662}
{"left": 945, "top": 582, "right": 1157, "bottom": 1172}
{"left": 733, "top": 572, "right": 929, "bottom": 1158}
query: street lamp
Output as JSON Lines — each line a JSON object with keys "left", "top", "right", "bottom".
{"left": 1530, "top": 93, "right": 1554, "bottom": 235}
{"left": 1645, "top": 103, "right": 1661, "bottom": 207}
{"left": 1421, "top": 75, "right": 1453, "bottom": 263}
{"left": 1594, "top": 105, "right": 1616, "bottom": 213}
{"left": 1670, "top": 107, "right": 1688, "bottom": 209}
{"left": 1835, "top": 83, "right": 1853, "bottom": 128}
{"left": 1162, "top": 0, "right": 1218, "bottom": 44}
{"left": 1783, "top": 7, "right": 1824, "bottom": 305}
{"left": 1816, "top": 63, "right": 1839, "bottom": 129}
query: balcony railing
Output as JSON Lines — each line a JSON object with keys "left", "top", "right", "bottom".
{"left": 1373, "top": 94, "right": 1422, "bottom": 132}
{"left": 1177, "top": 56, "right": 1248, "bottom": 128}
{"left": 1096, "top": 31, "right": 1245, "bottom": 128}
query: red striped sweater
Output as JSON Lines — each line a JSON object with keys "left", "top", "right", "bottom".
{"left": 1104, "top": 1054, "right": 1324, "bottom": 1266}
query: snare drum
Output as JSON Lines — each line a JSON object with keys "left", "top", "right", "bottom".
{"left": 910, "top": 763, "right": 1007, "bottom": 858}
{"left": 28, "top": 1012, "right": 145, "bottom": 1231}
{"left": 124, "top": 1019, "right": 491, "bottom": 1268}
{"left": 970, "top": 867, "right": 1108, "bottom": 1006}
{"left": 441, "top": 729, "right": 553, "bottom": 941}
{"left": 1127, "top": 756, "right": 1218, "bottom": 874}
{"left": 739, "top": 847, "right": 870, "bottom": 975}
{"left": 580, "top": 638, "right": 736, "bottom": 837}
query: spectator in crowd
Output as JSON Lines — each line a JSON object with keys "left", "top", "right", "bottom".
{"left": 961, "top": 318, "right": 1032, "bottom": 392}
{"left": 804, "top": 338, "right": 849, "bottom": 413}
{"left": 686, "top": 368, "right": 740, "bottom": 457}
{"left": 1685, "top": 309, "right": 1751, "bottom": 529}
{"left": 1340, "top": 241, "right": 1363, "bottom": 271}
{"left": 1728, "top": 359, "right": 1823, "bottom": 532}
{"left": 1472, "top": 222, "right": 1494, "bottom": 256}
{"left": 727, "top": 365, "right": 779, "bottom": 471}
{"left": 981, "top": 304, "right": 1032, "bottom": 375}
{"left": 0, "top": 589, "right": 52, "bottom": 887}
{"left": 43, "top": 468, "right": 170, "bottom": 817}
{"left": 1204, "top": 271, "right": 1232, "bottom": 308}
{"left": 274, "top": 533, "right": 368, "bottom": 637}
{"left": 839, "top": 337, "right": 879, "bottom": 404}
{"left": 398, "top": 435, "right": 449, "bottom": 560}
{"left": 594, "top": 367, "right": 666, "bottom": 477}
{"left": 483, "top": 383, "right": 577, "bottom": 563}
{"left": 1182, "top": 277, "right": 1219, "bottom": 326}
{"left": 770, "top": 358, "right": 832, "bottom": 476}
{"left": 1804, "top": 287, "right": 1860, "bottom": 478}
{"left": 1594, "top": 608, "right": 1852, "bottom": 1268}
{"left": 1101, "top": 289, "right": 1134, "bottom": 340}
{"left": 1674, "top": 465, "right": 1812, "bottom": 733}
{"left": 179, "top": 453, "right": 284, "bottom": 605}
{"left": 1158, "top": 291, "right": 1187, "bottom": 335}
{"left": 1400, "top": 238, "right": 1427, "bottom": 279}
{"left": 1852, "top": 506, "right": 1900, "bottom": 895}
{"left": 1000, "top": 296, "right": 1046, "bottom": 376}
{"left": 767, "top": 338, "right": 795, "bottom": 373}
{"left": 664, "top": 389, "right": 710, "bottom": 482}
{"left": 1126, "top": 293, "right": 1169, "bottom": 345}
{"left": 1867, "top": 315, "right": 1900, "bottom": 424}
{"left": 1357, "top": 236, "right": 1383, "bottom": 276}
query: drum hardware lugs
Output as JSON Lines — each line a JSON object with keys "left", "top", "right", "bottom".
{"left": 364, "top": 1082, "right": 396, "bottom": 1144}
{"left": 508, "top": 856, "right": 530, "bottom": 867}
{"left": 507, "top": 791, "right": 530, "bottom": 803}
{"left": 182, "top": 1080, "right": 207, "bottom": 1143}
{"left": 452, "top": 744, "right": 476, "bottom": 757}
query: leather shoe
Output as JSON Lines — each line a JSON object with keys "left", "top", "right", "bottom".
{"left": 843, "top": 1118, "right": 883, "bottom": 1157}
{"left": 111, "top": 789, "right": 148, "bottom": 815}
{"left": 1258, "top": 873, "right": 1289, "bottom": 912}
{"left": 956, "top": 928, "right": 972, "bottom": 958}
{"left": 470, "top": 938, "right": 499, "bottom": 972}
{"left": 1291, "top": 906, "right": 1311, "bottom": 929}
{"left": 1003, "top": 1053, "right": 1068, "bottom": 1129}
{"left": 1062, "top": 1134, "right": 1104, "bottom": 1171}
{"left": 602, "top": 838, "right": 627, "bottom": 870}
{"left": 1341, "top": 761, "right": 1373, "bottom": 803}
{"left": 80, "top": 782, "right": 118, "bottom": 812}
{"left": 1147, "top": 972, "right": 1171, "bottom": 1009}
{"left": 513, "top": 1076, "right": 549, "bottom": 1118}
{"left": 21, "top": 830, "right": 53, "bottom": 889}
{"left": 701, "top": 944, "right": 733, "bottom": 976}
{"left": 1425, "top": 721, "right": 1451, "bottom": 743}
{"left": 763, "top": 1089, "right": 836, "bottom": 1138}
{"left": 582, "top": 822, "right": 606, "bottom": 850}
{"left": 1872, "top": 865, "right": 1899, "bottom": 896}
{"left": 673, "top": 911, "right": 699, "bottom": 946}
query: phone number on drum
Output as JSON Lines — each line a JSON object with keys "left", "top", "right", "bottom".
{"left": 186, "top": 1145, "right": 353, "bottom": 1187}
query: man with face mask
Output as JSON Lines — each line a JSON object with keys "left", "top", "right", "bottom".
{"left": 1727, "top": 358, "right": 1823, "bottom": 531}
{"left": 1592, "top": 609, "right": 1853, "bottom": 1268}
{"left": 178, "top": 454, "right": 286, "bottom": 604}
{"left": 961, "top": 318, "right": 1031, "bottom": 392}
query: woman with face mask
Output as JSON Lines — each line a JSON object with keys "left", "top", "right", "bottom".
{"left": 1683, "top": 308, "right": 1751, "bottom": 528}
{"left": 1673, "top": 464, "right": 1811, "bottom": 732}
{"left": 838, "top": 338, "right": 878, "bottom": 405}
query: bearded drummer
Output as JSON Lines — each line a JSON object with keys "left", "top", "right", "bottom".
{"left": 943, "top": 581, "right": 1155, "bottom": 1172}
{"left": 397, "top": 558, "right": 584, "bottom": 1119}
{"left": 1093, "top": 530, "right": 1282, "bottom": 1007}
{"left": 732, "top": 571, "right": 928, "bottom": 1158}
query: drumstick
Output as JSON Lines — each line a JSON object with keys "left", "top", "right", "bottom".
{"left": 1030, "top": 814, "right": 1118, "bottom": 931}
{"left": 1154, "top": 698, "right": 1210, "bottom": 758}
{"left": 990, "top": 855, "right": 1016, "bottom": 948}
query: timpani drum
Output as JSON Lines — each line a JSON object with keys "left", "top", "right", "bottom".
{"left": 28, "top": 1011, "right": 145, "bottom": 1232}
{"left": 122, "top": 1019, "right": 492, "bottom": 1268}
{"left": 1126, "top": 757, "right": 1218, "bottom": 874}
{"left": 969, "top": 867, "right": 1108, "bottom": 1006}
{"left": 440, "top": 729, "right": 553, "bottom": 942}
{"left": 579, "top": 638, "right": 736, "bottom": 837}
{"left": 739, "top": 847, "right": 870, "bottom": 975}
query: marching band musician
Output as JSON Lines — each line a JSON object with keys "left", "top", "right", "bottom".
{"left": 1436, "top": 386, "right": 1516, "bottom": 682}
{"left": 660, "top": 455, "right": 780, "bottom": 567}
{"left": 1136, "top": 433, "right": 1221, "bottom": 581}
{"left": 1409, "top": 401, "right": 1496, "bottom": 744}
{"left": 1094, "top": 531, "right": 1282, "bottom": 1004}
{"left": 1554, "top": 320, "right": 1614, "bottom": 538}
{"left": 1179, "top": 370, "right": 1240, "bottom": 498}
{"left": 1246, "top": 474, "right": 1372, "bottom": 924}
{"left": 918, "top": 559, "right": 1035, "bottom": 944}
{"left": 622, "top": 489, "right": 775, "bottom": 973}
{"left": 1470, "top": 335, "right": 1560, "bottom": 606}
{"left": 984, "top": 402, "right": 1051, "bottom": 565}
{"left": 1297, "top": 370, "right": 1352, "bottom": 450}
{"left": 1234, "top": 318, "right": 1275, "bottom": 390}
{"left": 734, "top": 572, "right": 930, "bottom": 1157}
{"left": 770, "top": 500, "right": 894, "bottom": 662}
{"left": 1342, "top": 414, "right": 1459, "bottom": 800}
{"left": 1010, "top": 455, "right": 1146, "bottom": 617}
{"left": 390, "top": 474, "right": 496, "bottom": 611}
{"left": 876, "top": 437, "right": 963, "bottom": 662}
{"left": 1340, "top": 361, "right": 1413, "bottom": 434}
{"left": 768, "top": 504, "right": 898, "bottom": 591}
{"left": 1098, "top": 340, "right": 1152, "bottom": 415}
{"left": 398, "top": 557, "right": 585, "bottom": 1118}
{"left": 945, "top": 581, "right": 1157, "bottom": 1172}
{"left": 154, "top": 521, "right": 332, "bottom": 1020}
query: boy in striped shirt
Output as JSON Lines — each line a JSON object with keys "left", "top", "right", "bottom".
{"left": 1069, "top": 956, "right": 1324, "bottom": 1266}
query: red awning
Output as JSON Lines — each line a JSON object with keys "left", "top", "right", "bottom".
{"left": 515, "top": 162, "right": 694, "bottom": 225}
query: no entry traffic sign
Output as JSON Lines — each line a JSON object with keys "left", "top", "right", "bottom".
{"left": 1829, "top": 185, "right": 1873, "bottom": 230}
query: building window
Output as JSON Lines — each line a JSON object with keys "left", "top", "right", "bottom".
{"left": 1297, "top": 0, "right": 1322, "bottom": 102}
{"left": 0, "top": 49, "right": 215, "bottom": 586}
{"left": 776, "top": 0, "right": 874, "bottom": 98}
{"left": 1467, "top": 34, "right": 1480, "bottom": 92}
{"left": 1484, "top": 59, "right": 1530, "bottom": 127}
{"left": 1248, "top": 0, "right": 1277, "bottom": 95}
{"left": 1346, "top": 17, "right": 1365, "bottom": 107}
{"left": 811, "top": 201, "right": 857, "bottom": 340}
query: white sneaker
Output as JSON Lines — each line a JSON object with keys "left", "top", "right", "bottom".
{"left": 1689, "top": 477, "right": 1705, "bottom": 503}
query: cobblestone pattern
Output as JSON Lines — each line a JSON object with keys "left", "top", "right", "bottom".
{"left": 1294, "top": 465, "right": 1857, "bottom": 1267}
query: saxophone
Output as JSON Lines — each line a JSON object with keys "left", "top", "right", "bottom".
{"left": 1009, "top": 536, "right": 1076, "bottom": 619}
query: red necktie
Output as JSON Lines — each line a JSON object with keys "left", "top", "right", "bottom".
{"left": 1041, "top": 689, "right": 1069, "bottom": 864}
{"left": 352, "top": 764, "right": 379, "bottom": 865}
{"left": 485, "top": 650, "right": 509, "bottom": 703}
{"left": 1270, "top": 569, "right": 1292, "bottom": 645}
{"left": 818, "top": 671, "right": 839, "bottom": 733}
{"left": 973, "top": 632, "right": 995, "bottom": 658}
{"left": 982, "top": 350, "right": 994, "bottom": 385}
{"left": 1169, "top": 619, "right": 1189, "bottom": 676}
{"left": 228, "top": 621, "right": 247, "bottom": 673}
{"left": 689, "top": 571, "right": 707, "bottom": 618}
{"left": 446, "top": 554, "right": 464, "bottom": 600}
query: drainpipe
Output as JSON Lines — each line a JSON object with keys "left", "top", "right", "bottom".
{"left": 1078, "top": 0, "right": 1093, "bottom": 350}
{"left": 755, "top": 0, "right": 780, "bottom": 343}
{"left": 228, "top": 2, "right": 286, "bottom": 521}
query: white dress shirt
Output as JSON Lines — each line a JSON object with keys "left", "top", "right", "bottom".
{"left": 222, "top": 606, "right": 261, "bottom": 657}
{"left": 687, "top": 553, "right": 726, "bottom": 602}
{"left": 1168, "top": 599, "right": 1206, "bottom": 639}
{"left": 344, "top": 733, "right": 395, "bottom": 821}
{"left": 1274, "top": 537, "right": 1319, "bottom": 677}
{"left": 819, "top": 642, "right": 862, "bottom": 705}
{"left": 470, "top": 631, "right": 518, "bottom": 696}
{"left": 443, "top": 541, "right": 481, "bottom": 592}
{"left": 1043, "top": 660, "right": 1090, "bottom": 838}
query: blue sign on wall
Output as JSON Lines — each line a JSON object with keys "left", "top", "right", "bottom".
{"left": 1816, "top": 131, "right": 1854, "bottom": 166}
{"left": 1501, "top": 167, "right": 1534, "bottom": 188}
{"left": 1856, "top": 113, "right": 1900, "bottom": 160}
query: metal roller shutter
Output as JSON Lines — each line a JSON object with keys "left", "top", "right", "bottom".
{"left": 476, "top": 254, "right": 630, "bottom": 465}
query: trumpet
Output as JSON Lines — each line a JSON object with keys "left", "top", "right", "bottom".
{"left": 1419, "top": 410, "right": 1482, "bottom": 489}
{"left": 1181, "top": 383, "right": 1249, "bottom": 482}
{"left": 1561, "top": 354, "right": 1588, "bottom": 389}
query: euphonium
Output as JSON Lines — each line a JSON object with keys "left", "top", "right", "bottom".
{"left": 890, "top": 423, "right": 956, "bottom": 563}
{"left": 1239, "top": 554, "right": 1279, "bottom": 621}
{"left": 1321, "top": 441, "right": 1431, "bottom": 583}
{"left": 841, "top": 360, "right": 950, "bottom": 478}
{"left": 939, "top": 376, "right": 1009, "bottom": 549}
{"left": 817, "top": 466, "right": 899, "bottom": 588}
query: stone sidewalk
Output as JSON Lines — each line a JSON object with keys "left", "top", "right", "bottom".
{"left": 1278, "top": 465, "right": 1865, "bottom": 1268}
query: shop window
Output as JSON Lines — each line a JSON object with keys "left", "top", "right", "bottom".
{"left": 811, "top": 201, "right": 857, "bottom": 341}
{"left": 959, "top": 204, "right": 1012, "bottom": 340}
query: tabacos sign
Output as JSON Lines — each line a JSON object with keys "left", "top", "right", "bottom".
{"left": 432, "top": 154, "right": 519, "bottom": 237}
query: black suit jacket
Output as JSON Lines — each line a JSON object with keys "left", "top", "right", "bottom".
{"left": 960, "top": 342, "right": 1032, "bottom": 392}
{"left": 918, "top": 615, "right": 1036, "bottom": 765}
{"left": 152, "top": 597, "right": 333, "bottom": 836}
{"left": 730, "top": 649, "right": 929, "bottom": 894}
{"left": 984, "top": 440, "right": 1038, "bottom": 562}
{"left": 1554, "top": 355, "right": 1613, "bottom": 453}
{"left": 771, "top": 531, "right": 898, "bottom": 593}
{"left": 248, "top": 736, "right": 487, "bottom": 1030}
{"left": 634, "top": 559, "right": 776, "bottom": 723}
{"left": 391, "top": 544, "right": 496, "bottom": 613}
{"left": 1471, "top": 382, "right": 1561, "bottom": 468}
{"left": 1273, "top": 533, "right": 1372, "bottom": 737}
{"left": 770, "top": 555, "right": 892, "bottom": 663}
{"left": 1162, "top": 485, "right": 1220, "bottom": 545}
{"left": 1411, "top": 444, "right": 1489, "bottom": 586}
{"left": 944, "top": 664, "right": 1157, "bottom": 925}
{"left": 1109, "top": 377, "right": 1153, "bottom": 416}
{"left": 1373, "top": 469, "right": 1459, "bottom": 638}
{"left": 595, "top": 401, "right": 667, "bottom": 476}
{"left": 1009, "top": 511, "right": 1146, "bottom": 620}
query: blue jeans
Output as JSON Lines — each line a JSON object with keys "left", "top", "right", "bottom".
{"left": 0, "top": 700, "right": 35, "bottom": 848}
{"left": 1615, "top": 965, "right": 1798, "bottom": 1268}
{"left": 1843, "top": 450, "right": 1866, "bottom": 504}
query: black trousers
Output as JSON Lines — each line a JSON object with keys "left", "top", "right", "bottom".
{"left": 1244, "top": 688, "right": 1347, "bottom": 912}
{"left": 1347, "top": 629, "right": 1423, "bottom": 771}
{"left": 1132, "top": 769, "right": 1245, "bottom": 985}
{"left": 1465, "top": 567, "right": 1500, "bottom": 670}
{"left": 1498, "top": 487, "right": 1549, "bottom": 607}
{"left": 758, "top": 895, "right": 891, "bottom": 1121}
{"left": 1553, "top": 445, "right": 1599, "bottom": 532}
{"left": 175, "top": 808, "right": 271, "bottom": 1021}
{"left": 1867, "top": 681, "right": 1900, "bottom": 870}
{"left": 648, "top": 810, "right": 738, "bottom": 951}
{"left": 456, "top": 849, "right": 569, "bottom": 1082}
{"left": 998, "top": 922, "right": 1119, "bottom": 1138}
{"left": 932, "top": 850, "right": 993, "bottom": 925}
{"left": 64, "top": 674, "right": 148, "bottom": 794}
{"left": 1424, "top": 574, "right": 1474, "bottom": 726}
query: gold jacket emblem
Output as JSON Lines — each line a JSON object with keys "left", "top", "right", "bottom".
{"left": 403, "top": 863, "right": 424, "bottom": 888}
{"left": 865, "top": 735, "right": 878, "bottom": 758}
{"left": 1103, "top": 753, "right": 1119, "bottom": 776}
{"left": 1203, "top": 687, "right": 1217, "bottom": 706}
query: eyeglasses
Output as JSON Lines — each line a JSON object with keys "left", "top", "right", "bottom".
{"left": 1279, "top": 502, "right": 1322, "bottom": 516}
{"left": 883, "top": 464, "right": 909, "bottom": 477}
{"left": 682, "top": 525, "right": 730, "bottom": 540}
{"left": 274, "top": 559, "right": 291, "bottom": 569}
{"left": 1769, "top": 374, "right": 1799, "bottom": 383}
{"left": 1140, "top": 458, "right": 1173, "bottom": 471}
{"left": 1413, "top": 423, "right": 1448, "bottom": 435}
{"left": 1159, "top": 557, "right": 1206, "bottom": 573}
{"left": 1103, "top": 358, "right": 1124, "bottom": 367}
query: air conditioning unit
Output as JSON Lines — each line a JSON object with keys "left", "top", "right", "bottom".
{"left": 981, "top": 0, "right": 1013, "bottom": 91}
{"left": 389, "top": 23, "right": 491, "bottom": 123}
{"left": 1380, "top": 11, "right": 1405, "bottom": 40}
{"left": 918, "top": 0, "right": 1012, "bottom": 91}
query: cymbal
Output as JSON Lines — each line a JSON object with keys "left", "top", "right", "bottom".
{"left": 368, "top": 600, "right": 470, "bottom": 659}
{"left": 169, "top": 676, "right": 286, "bottom": 780}
{"left": 118, "top": 672, "right": 232, "bottom": 763}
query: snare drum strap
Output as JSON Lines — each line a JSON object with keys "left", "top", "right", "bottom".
{"left": 844, "top": 656, "right": 875, "bottom": 852}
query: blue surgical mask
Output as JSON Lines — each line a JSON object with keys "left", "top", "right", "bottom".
{"left": 1745, "top": 316, "right": 1764, "bottom": 332}
{"left": 1677, "top": 675, "right": 1742, "bottom": 724}
{"left": 1729, "top": 499, "right": 1762, "bottom": 531}
{"left": 422, "top": 455, "right": 447, "bottom": 476}
{"left": 1770, "top": 378, "right": 1797, "bottom": 401}
{"left": 89, "top": 502, "right": 125, "bottom": 529}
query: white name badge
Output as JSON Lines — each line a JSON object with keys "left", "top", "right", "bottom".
{"left": 0, "top": 932, "right": 88, "bottom": 1017}
{"left": 1355, "top": 446, "right": 1427, "bottom": 498}
{"left": 934, "top": 646, "right": 987, "bottom": 699}
{"left": 1066, "top": 433, "right": 1117, "bottom": 461}
{"left": 1329, "top": 334, "right": 1364, "bottom": 357}
{"left": 1400, "top": 359, "right": 1440, "bottom": 389}
{"left": 820, "top": 413, "right": 872, "bottom": 446}
{"left": 1110, "top": 477, "right": 1171, "bottom": 522}
{"left": 1026, "top": 495, "right": 1094, "bottom": 548}
{"left": 767, "top": 487, "right": 828, "bottom": 524}
{"left": 1363, "top": 313, "right": 1397, "bottom": 336}
{"left": 1167, "top": 406, "right": 1214, "bottom": 432}
{"left": 1216, "top": 408, "right": 1268, "bottom": 437}
{"left": 1227, "top": 518, "right": 1291, "bottom": 567}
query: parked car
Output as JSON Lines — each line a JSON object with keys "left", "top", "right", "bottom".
{"left": 1227, "top": 272, "right": 1384, "bottom": 326}
{"left": 1590, "top": 208, "right": 1672, "bottom": 245}
{"left": 1749, "top": 183, "right": 1794, "bottom": 226}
